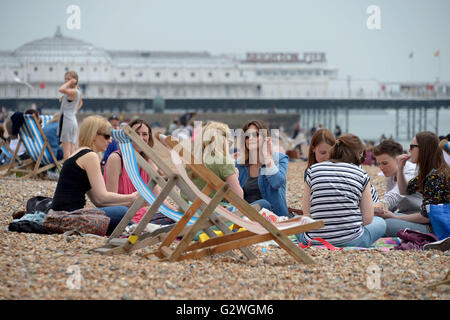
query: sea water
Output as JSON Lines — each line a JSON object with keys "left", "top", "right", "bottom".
{"left": 339, "top": 108, "right": 450, "bottom": 149}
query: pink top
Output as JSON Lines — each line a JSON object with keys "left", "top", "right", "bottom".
{"left": 104, "top": 150, "right": 149, "bottom": 223}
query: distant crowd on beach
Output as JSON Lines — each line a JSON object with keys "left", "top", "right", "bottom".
{"left": 1, "top": 70, "right": 449, "bottom": 252}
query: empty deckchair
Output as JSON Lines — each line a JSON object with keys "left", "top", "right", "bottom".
{"left": 92, "top": 127, "right": 256, "bottom": 260}
{"left": 4, "top": 114, "right": 63, "bottom": 179}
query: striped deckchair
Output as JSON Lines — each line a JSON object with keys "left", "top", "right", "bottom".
{"left": 0, "top": 141, "right": 15, "bottom": 169}
{"left": 152, "top": 134, "right": 324, "bottom": 264}
{"left": 92, "top": 126, "right": 256, "bottom": 260}
{"left": 93, "top": 125, "right": 323, "bottom": 264}
{"left": 4, "top": 113, "right": 63, "bottom": 179}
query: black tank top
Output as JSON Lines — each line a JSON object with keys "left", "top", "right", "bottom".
{"left": 51, "top": 149, "right": 93, "bottom": 212}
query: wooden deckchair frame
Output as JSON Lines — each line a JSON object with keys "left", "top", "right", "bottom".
{"left": 4, "top": 113, "right": 63, "bottom": 179}
{"left": 147, "top": 133, "right": 324, "bottom": 264}
{"left": 0, "top": 139, "right": 26, "bottom": 170}
{"left": 91, "top": 126, "right": 256, "bottom": 261}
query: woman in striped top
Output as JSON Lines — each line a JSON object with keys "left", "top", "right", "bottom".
{"left": 307, "top": 129, "right": 380, "bottom": 203}
{"left": 299, "top": 134, "right": 386, "bottom": 247}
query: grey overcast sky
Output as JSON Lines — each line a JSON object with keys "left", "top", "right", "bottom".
{"left": 0, "top": 0, "right": 449, "bottom": 83}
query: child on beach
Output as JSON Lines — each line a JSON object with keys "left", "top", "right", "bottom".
{"left": 58, "top": 71, "right": 83, "bottom": 160}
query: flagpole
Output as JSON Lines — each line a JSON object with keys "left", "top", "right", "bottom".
{"left": 438, "top": 55, "right": 441, "bottom": 83}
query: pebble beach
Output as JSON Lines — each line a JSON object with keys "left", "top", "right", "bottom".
{"left": 0, "top": 154, "right": 449, "bottom": 300}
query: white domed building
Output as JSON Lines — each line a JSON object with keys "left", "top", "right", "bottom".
{"left": 0, "top": 27, "right": 350, "bottom": 113}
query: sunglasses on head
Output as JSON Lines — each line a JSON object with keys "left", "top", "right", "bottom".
{"left": 98, "top": 132, "right": 111, "bottom": 140}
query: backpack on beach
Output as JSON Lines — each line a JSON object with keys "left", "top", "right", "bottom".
{"left": 26, "top": 196, "right": 53, "bottom": 214}
{"left": 42, "top": 208, "right": 110, "bottom": 236}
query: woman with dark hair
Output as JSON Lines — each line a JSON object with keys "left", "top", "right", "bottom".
{"left": 299, "top": 134, "right": 386, "bottom": 248}
{"left": 104, "top": 118, "right": 176, "bottom": 225}
{"left": 307, "top": 129, "right": 380, "bottom": 203}
{"left": 377, "top": 131, "right": 449, "bottom": 235}
{"left": 235, "top": 120, "right": 289, "bottom": 216}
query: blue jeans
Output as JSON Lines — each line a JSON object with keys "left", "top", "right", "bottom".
{"left": 384, "top": 213, "right": 429, "bottom": 237}
{"left": 99, "top": 206, "right": 129, "bottom": 236}
{"left": 297, "top": 216, "right": 387, "bottom": 248}
{"left": 250, "top": 199, "right": 272, "bottom": 212}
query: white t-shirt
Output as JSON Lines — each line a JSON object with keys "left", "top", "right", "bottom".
{"left": 304, "top": 161, "right": 370, "bottom": 245}
{"left": 382, "top": 160, "right": 422, "bottom": 213}
{"left": 9, "top": 137, "right": 26, "bottom": 156}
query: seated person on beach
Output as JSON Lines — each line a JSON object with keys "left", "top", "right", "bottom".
{"left": 439, "top": 134, "right": 450, "bottom": 166}
{"left": 376, "top": 131, "right": 449, "bottom": 237}
{"left": 235, "top": 120, "right": 289, "bottom": 217}
{"left": 187, "top": 121, "right": 245, "bottom": 200}
{"left": 50, "top": 115, "right": 138, "bottom": 236}
{"left": 298, "top": 133, "right": 386, "bottom": 248}
{"left": 0, "top": 124, "right": 11, "bottom": 165}
{"left": 306, "top": 128, "right": 380, "bottom": 204}
{"left": 372, "top": 139, "right": 424, "bottom": 236}
{"left": 104, "top": 118, "right": 175, "bottom": 225}
{"left": 101, "top": 115, "right": 121, "bottom": 166}
{"left": 42, "top": 112, "right": 64, "bottom": 161}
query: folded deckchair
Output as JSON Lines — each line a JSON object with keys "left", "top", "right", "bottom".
{"left": 92, "top": 127, "right": 256, "bottom": 260}
{"left": 4, "top": 114, "right": 63, "bottom": 179}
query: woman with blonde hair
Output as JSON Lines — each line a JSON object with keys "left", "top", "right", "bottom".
{"left": 188, "top": 121, "right": 243, "bottom": 198}
{"left": 51, "top": 115, "right": 138, "bottom": 235}
{"left": 58, "top": 71, "right": 83, "bottom": 160}
{"left": 299, "top": 134, "right": 386, "bottom": 248}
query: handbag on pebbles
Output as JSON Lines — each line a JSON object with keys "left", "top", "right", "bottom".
{"left": 42, "top": 208, "right": 110, "bottom": 237}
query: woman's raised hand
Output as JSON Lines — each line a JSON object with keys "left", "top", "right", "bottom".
{"left": 262, "top": 137, "right": 273, "bottom": 165}
{"left": 396, "top": 154, "right": 410, "bottom": 171}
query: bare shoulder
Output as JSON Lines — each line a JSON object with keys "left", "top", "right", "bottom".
{"left": 76, "top": 150, "right": 100, "bottom": 169}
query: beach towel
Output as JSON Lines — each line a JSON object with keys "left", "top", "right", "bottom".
{"left": 293, "top": 237, "right": 401, "bottom": 252}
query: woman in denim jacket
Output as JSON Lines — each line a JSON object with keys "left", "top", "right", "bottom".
{"left": 235, "top": 120, "right": 289, "bottom": 217}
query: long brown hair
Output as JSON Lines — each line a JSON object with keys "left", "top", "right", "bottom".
{"left": 415, "top": 131, "right": 449, "bottom": 191}
{"left": 329, "top": 133, "right": 365, "bottom": 166}
{"left": 128, "top": 118, "right": 154, "bottom": 161}
{"left": 241, "top": 119, "right": 269, "bottom": 166}
{"left": 307, "top": 129, "right": 336, "bottom": 168}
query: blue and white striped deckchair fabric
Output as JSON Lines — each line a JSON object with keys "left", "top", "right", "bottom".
{"left": 1, "top": 145, "right": 13, "bottom": 159}
{"left": 20, "top": 114, "right": 55, "bottom": 165}
{"left": 111, "top": 129, "right": 198, "bottom": 226}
